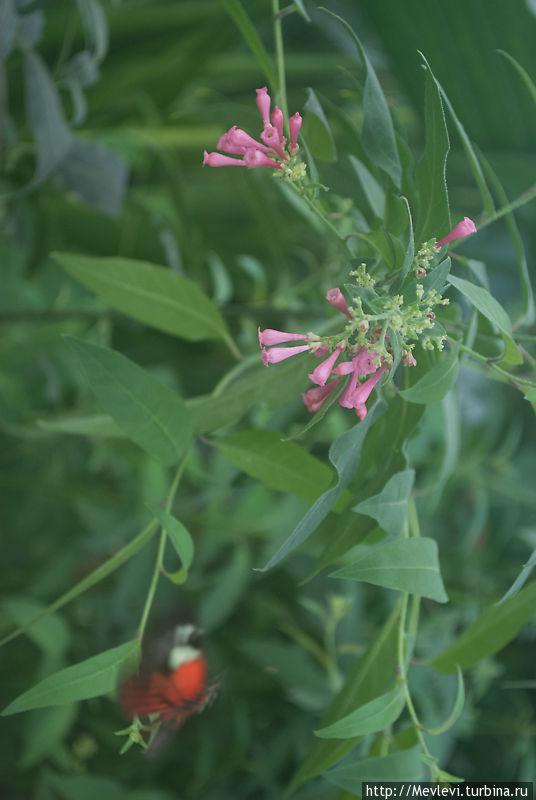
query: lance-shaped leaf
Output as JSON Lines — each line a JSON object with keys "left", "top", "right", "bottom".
{"left": 2, "top": 641, "right": 140, "bottom": 715}
{"left": 216, "top": 430, "right": 347, "bottom": 505}
{"left": 425, "top": 666, "right": 465, "bottom": 735}
{"left": 399, "top": 345, "right": 459, "bottom": 405}
{"left": 150, "top": 507, "right": 194, "bottom": 584}
{"left": 331, "top": 537, "right": 448, "bottom": 603}
{"left": 323, "top": 748, "right": 423, "bottom": 791}
{"left": 353, "top": 470, "right": 415, "bottom": 538}
{"left": 303, "top": 88, "right": 336, "bottom": 161}
{"left": 415, "top": 54, "right": 450, "bottom": 244}
{"left": 431, "top": 581, "right": 536, "bottom": 672}
{"left": 261, "top": 400, "right": 386, "bottom": 570}
{"left": 54, "top": 253, "right": 233, "bottom": 349}
{"left": 222, "top": 0, "right": 277, "bottom": 88}
{"left": 496, "top": 548, "right": 536, "bottom": 605}
{"left": 448, "top": 273, "right": 522, "bottom": 366}
{"left": 315, "top": 685, "right": 404, "bottom": 739}
{"left": 65, "top": 337, "right": 192, "bottom": 465}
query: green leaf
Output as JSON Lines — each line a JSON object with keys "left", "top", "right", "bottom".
{"left": 65, "top": 337, "right": 192, "bottom": 466}
{"left": 45, "top": 773, "right": 126, "bottom": 800}
{"left": 320, "top": 9, "right": 400, "bottom": 186}
{"left": 399, "top": 345, "right": 459, "bottom": 405}
{"left": 496, "top": 548, "right": 536, "bottom": 605}
{"left": 24, "top": 51, "right": 74, "bottom": 182}
{"left": 1, "top": 598, "right": 69, "bottom": 661}
{"left": 222, "top": 0, "right": 277, "bottom": 88}
{"left": 315, "top": 685, "right": 404, "bottom": 739}
{"left": 289, "top": 605, "right": 400, "bottom": 790}
{"left": 37, "top": 414, "right": 124, "bottom": 437}
{"left": 216, "top": 430, "right": 343, "bottom": 504}
{"left": 349, "top": 156, "right": 385, "bottom": 218}
{"left": 2, "top": 641, "right": 140, "bottom": 715}
{"left": 261, "top": 400, "right": 386, "bottom": 570}
{"left": 353, "top": 470, "right": 415, "bottom": 538}
{"left": 323, "top": 748, "right": 423, "bottom": 791}
{"left": 447, "top": 274, "right": 522, "bottom": 365}
{"left": 393, "top": 196, "right": 415, "bottom": 292}
{"left": 150, "top": 507, "right": 194, "bottom": 574}
{"left": 331, "top": 537, "right": 448, "bottom": 603}
{"left": 302, "top": 88, "right": 336, "bottom": 161}
{"left": 431, "top": 581, "right": 536, "bottom": 672}
{"left": 19, "top": 703, "right": 78, "bottom": 769}
{"left": 0, "top": 0, "right": 17, "bottom": 61}
{"left": 425, "top": 666, "right": 465, "bottom": 735}
{"left": 54, "top": 253, "right": 233, "bottom": 347}
{"left": 76, "top": 0, "right": 108, "bottom": 60}
{"left": 56, "top": 140, "right": 128, "bottom": 217}
{"left": 292, "top": 0, "right": 311, "bottom": 22}
{"left": 415, "top": 54, "right": 451, "bottom": 243}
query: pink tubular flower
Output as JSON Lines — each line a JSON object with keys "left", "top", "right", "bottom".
{"left": 326, "top": 287, "right": 352, "bottom": 319}
{"left": 334, "top": 347, "right": 378, "bottom": 378}
{"left": 260, "top": 126, "right": 286, "bottom": 160}
{"left": 262, "top": 344, "right": 310, "bottom": 366}
{"left": 203, "top": 151, "right": 246, "bottom": 167}
{"left": 289, "top": 112, "right": 302, "bottom": 154}
{"left": 302, "top": 379, "right": 340, "bottom": 413}
{"left": 258, "top": 328, "right": 308, "bottom": 346}
{"left": 339, "top": 358, "right": 361, "bottom": 408}
{"left": 243, "top": 148, "right": 280, "bottom": 169}
{"left": 308, "top": 347, "right": 343, "bottom": 387}
{"left": 436, "top": 217, "right": 477, "bottom": 249}
{"left": 311, "top": 344, "right": 330, "bottom": 358}
{"left": 218, "top": 126, "right": 269, "bottom": 155}
{"left": 350, "top": 366, "right": 388, "bottom": 419}
{"left": 271, "top": 106, "right": 284, "bottom": 140}
{"left": 256, "top": 87, "right": 271, "bottom": 127}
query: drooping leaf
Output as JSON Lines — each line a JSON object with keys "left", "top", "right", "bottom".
{"left": 425, "top": 666, "right": 465, "bottom": 735}
{"left": 331, "top": 537, "right": 448, "bottom": 603}
{"left": 65, "top": 337, "right": 192, "bottom": 465}
{"left": 289, "top": 605, "right": 400, "bottom": 789}
{"left": 24, "top": 51, "right": 74, "bottom": 182}
{"left": 349, "top": 156, "right": 385, "bottom": 218}
{"left": 496, "top": 548, "right": 536, "bottom": 605}
{"left": 353, "top": 470, "right": 415, "bottom": 538}
{"left": 431, "top": 581, "right": 536, "bottom": 672}
{"left": 150, "top": 507, "right": 194, "bottom": 577}
{"left": 415, "top": 54, "right": 450, "bottom": 243}
{"left": 0, "top": 0, "right": 17, "bottom": 61}
{"left": 323, "top": 748, "right": 423, "bottom": 791}
{"left": 261, "top": 400, "right": 386, "bottom": 570}
{"left": 2, "top": 641, "right": 140, "bottom": 715}
{"left": 315, "top": 685, "right": 404, "bottom": 739}
{"left": 302, "top": 88, "right": 336, "bottom": 161}
{"left": 54, "top": 254, "right": 233, "bottom": 348}
{"left": 447, "top": 274, "right": 522, "bottom": 365}
{"left": 399, "top": 345, "right": 459, "bottom": 405}
{"left": 76, "top": 0, "right": 108, "bottom": 61}
{"left": 56, "top": 139, "right": 129, "bottom": 217}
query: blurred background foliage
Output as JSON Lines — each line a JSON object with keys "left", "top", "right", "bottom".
{"left": 1, "top": 1, "right": 535, "bottom": 798}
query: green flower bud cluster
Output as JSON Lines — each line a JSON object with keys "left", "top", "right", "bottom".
{"left": 413, "top": 239, "right": 436, "bottom": 278}
{"left": 349, "top": 263, "right": 376, "bottom": 288}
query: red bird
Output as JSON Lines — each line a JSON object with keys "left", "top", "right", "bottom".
{"left": 121, "top": 625, "right": 215, "bottom": 730}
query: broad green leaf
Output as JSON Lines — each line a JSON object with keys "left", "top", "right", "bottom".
{"left": 331, "top": 537, "right": 448, "bottom": 603}
{"left": 349, "top": 155, "right": 385, "bottom": 218}
{"left": 37, "top": 414, "right": 124, "bottom": 437}
{"left": 222, "top": 0, "right": 277, "bottom": 88}
{"left": 315, "top": 685, "right": 404, "bottom": 739}
{"left": 431, "top": 581, "right": 536, "bottom": 672}
{"left": 353, "top": 470, "right": 415, "bottom": 538}
{"left": 24, "top": 51, "right": 74, "bottom": 181}
{"left": 399, "top": 345, "right": 459, "bottom": 405}
{"left": 415, "top": 54, "right": 451, "bottom": 243}
{"left": 150, "top": 507, "right": 194, "bottom": 575}
{"left": 524, "top": 387, "right": 536, "bottom": 402}
{"left": 320, "top": 9, "right": 400, "bottom": 186}
{"left": 323, "top": 748, "right": 423, "bottom": 791}
{"left": 216, "top": 430, "right": 343, "bottom": 504}
{"left": 261, "top": 400, "right": 386, "bottom": 570}
{"left": 19, "top": 704, "right": 78, "bottom": 769}
{"left": 447, "top": 274, "right": 522, "bottom": 365}
{"left": 65, "top": 337, "right": 192, "bottom": 465}
{"left": 0, "top": 521, "right": 158, "bottom": 648}
{"left": 426, "top": 666, "right": 465, "bottom": 735}
{"left": 289, "top": 605, "right": 400, "bottom": 789}
{"left": 2, "top": 641, "right": 140, "bottom": 715}
{"left": 302, "top": 88, "right": 336, "bottom": 161}
{"left": 1, "top": 598, "right": 69, "bottom": 661}
{"left": 54, "top": 253, "right": 233, "bottom": 348}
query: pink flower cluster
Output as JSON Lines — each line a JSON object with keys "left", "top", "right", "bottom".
{"left": 259, "top": 289, "right": 387, "bottom": 421}
{"left": 203, "top": 87, "right": 302, "bottom": 170}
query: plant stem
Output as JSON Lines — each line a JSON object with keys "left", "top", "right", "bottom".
{"left": 458, "top": 342, "right": 536, "bottom": 388}
{"left": 272, "top": 0, "right": 289, "bottom": 127}
{"left": 137, "top": 456, "right": 189, "bottom": 642}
